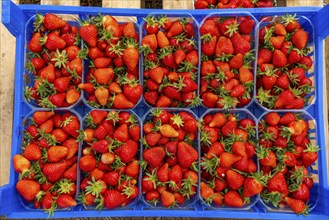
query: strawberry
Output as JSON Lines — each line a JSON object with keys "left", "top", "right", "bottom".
{"left": 301, "top": 144, "right": 319, "bottom": 167}
{"left": 143, "top": 147, "right": 166, "bottom": 167}
{"left": 275, "top": 90, "right": 295, "bottom": 108}
{"left": 267, "top": 172, "right": 289, "bottom": 197}
{"left": 161, "top": 191, "right": 175, "bottom": 207}
{"left": 123, "top": 39, "right": 139, "bottom": 71}
{"left": 113, "top": 93, "right": 134, "bottom": 109}
{"left": 231, "top": 32, "right": 251, "bottom": 55}
{"left": 220, "top": 152, "right": 241, "bottom": 167}
{"left": 28, "top": 33, "right": 43, "bottom": 53}
{"left": 16, "top": 180, "right": 41, "bottom": 202}
{"left": 79, "top": 23, "right": 98, "bottom": 47}
{"left": 42, "top": 14, "right": 66, "bottom": 30}
{"left": 177, "top": 142, "right": 198, "bottom": 168}
{"left": 272, "top": 49, "right": 287, "bottom": 68}
{"left": 79, "top": 155, "right": 96, "bottom": 172}
{"left": 56, "top": 194, "right": 76, "bottom": 208}
{"left": 23, "top": 143, "right": 42, "bottom": 161}
{"left": 292, "top": 29, "right": 308, "bottom": 49}
{"left": 116, "top": 139, "right": 138, "bottom": 163}
{"left": 226, "top": 170, "right": 244, "bottom": 190}
{"left": 13, "top": 155, "right": 30, "bottom": 174}
{"left": 285, "top": 197, "right": 308, "bottom": 214}
{"left": 224, "top": 191, "right": 243, "bottom": 207}
{"left": 215, "top": 36, "right": 234, "bottom": 57}
{"left": 47, "top": 146, "right": 68, "bottom": 162}
{"left": 42, "top": 162, "right": 67, "bottom": 182}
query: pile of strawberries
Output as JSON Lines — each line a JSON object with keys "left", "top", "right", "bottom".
{"left": 141, "top": 16, "right": 199, "bottom": 107}
{"left": 194, "top": 0, "right": 273, "bottom": 9}
{"left": 14, "top": 111, "right": 80, "bottom": 212}
{"left": 24, "top": 14, "right": 82, "bottom": 108}
{"left": 200, "top": 16, "right": 255, "bottom": 108}
{"left": 79, "top": 110, "right": 140, "bottom": 209}
{"left": 78, "top": 15, "right": 142, "bottom": 109}
{"left": 258, "top": 112, "right": 318, "bottom": 214}
{"left": 256, "top": 14, "right": 314, "bottom": 109}
{"left": 142, "top": 109, "right": 199, "bottom": 207}
{"left": 199, "top": 112, "right": 259, "bottom": 207}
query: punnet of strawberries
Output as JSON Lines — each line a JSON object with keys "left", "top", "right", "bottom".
{"left": 24, "top": 14, "right": 82, "bottom": 109}
{"left": 256, "top": 14, "right": 314, "bottom": 109}
{"left": 141, "top": 109, "right": 199, "bottom": 207}
{"left": 78, "top": 15, "right": 142, "bottom": 109}
{"left": 200, "top": 16, "right": 255, "bottom": 109}
{"left": 141, "top": 15, "right": 200, "bottom": 108}
{"left": 13, "top": 111, "right": 81, "bottom": 212}
{"left": 199, "top": 111, "right": 259, "bottom": 208}
{"left": 79, "top": 110, "right": 140, "bottom": 209}
{"left": 194, "top": 0, "right": 274, "bottom": 9}
{"left": 258, "top": 112, "right": 319, "bottom": 214}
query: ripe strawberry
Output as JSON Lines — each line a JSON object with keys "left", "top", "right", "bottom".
{"left": 161, "top": 191, "right": 175, "bottom": 207}
{"left": 113, "top": 93, "right": 134, "bottom": 109}
{"left": 23, "top": 143, "right": 41, "bottom": 161}
{"left": 79, "top": 23, "right": 98, "bottom": 47}
{"left": 42, "top": 162, "right": 67, "bottom": 182}
{"left": 42, "top": 14, "right": 66, "bottom": 30}
{"left": 79, "top": 155, "right": 96, "bottom": 172}
{"left": 285, "top": 197, "right": 308, "bottom": 214}
{"left": 143, "top": 147, "right": 166, "bottom": 167}
{"left": 16, "top": 180, "right": 41, "bottom": 202}
{"left": 56, "top": 194, "right": 77, "bottom": 208}
{"left": 13, "top": 155, "right": 30, "bottom": 174}
{"left": 224, "top": 191, "right": 243, "bottom": 207}
{"left": 116, "top": 139, "right": 138, "bottom": 163}
{"left": 177, "top": 142, "right": 198, "bottom": 168}
{"left": 292, "top": 29, "right": 308, "bottom": 49}
{"left": 267, "top": 172, "right": 289, "bottom": 197}
{"left": 47, "top": 146, "right": 68, "bottom": 162}
{"left": 275, "top": 90, "right": 295, "bottom": 108}
{"left": 226, "top": 170, "right": 244, "bottom": 190}
{"left": 231, "top": 32, "right": 251, "bottom": 55}
{"left": 220, "top": 152, "right": 241, "bottom": 167}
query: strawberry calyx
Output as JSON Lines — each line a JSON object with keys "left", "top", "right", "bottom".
{"left": 36, "top": 78, "right": 57, "bottom": 98}
{"left": 24, "top": 86, "right": 35, "bottom": 102}
{"left": 145, "top": 169, "right": 158, "bottom": 189}
{"left": 200, "top": 33, "right": 213, "bottom": 43}
{"left": 61, "top": 116, "right": 73, "bottom": 127}
{"left": 261, "top": 190, "right": 282, "bottom": 207}
{"left": 282, "top": 13, "right": 298, "bottom": 26}
{"left": 171, "top": 114, "right": 184, "bottom": 128}
{"left": 186, "top": 96, "right": 202, "bottom": 108}
{"left": 39, "top": 97, "right": 56, "bottom": 109}
{"left": 106, "top": 111, "right": 120, "bottom": 126}
{"left": 249, "top": 171, "right": 269, "bottom": 186}
{"left": 178, "top": 60, "right": 198, "bottom": 73}
{"left": 200, "top": 156, "right": 219, "bottom": 176}
{"left": 107, "top": 41, "right": 124, "bottom": 56}
{"left": 217, "top": 96, "right": 239, "bottom": 109}
{"left": 85, "top": 177, "right": 106, "bottom": 198}
{"left": 55, "top": 179, "right": 74, "bottom": 195}
{"left": 143, "top": 15, "right": 158, "bottom": 27}
{"left": 303, "top": 143, "right": 320, "bottom": 153}
{"left": 287, "top": 166, "right": 306, "bottom": 192}
{"left": 151, "top": 108, "right": 163, "bottom": 117}
{"left": 256, "top": 146, "right": 270, "bottom": 160}
{"left": 256, "top": 87, "right": 275, "bottom": 107}
{"left": 215, "top": 53, "right": 234, "bottom": 62}
{"left": 33, "top": 13, "right": 45, "bottom": 32}
{"left": 200, "top": 130, "right": 212, "bottom": 147}
{"left": 111, "top": 156, "right": 125, "bottom": 170}
{"left": 224, "top": 20, "right": 239, "bottom": 37}
{"left": 99, "top": 28, "right": 117, "bottom": 43}
{"left": 51, "top": 49, "right": 68, "bottom": 69}
{"left": 121, "top": 185, "right": 135, "bottom": 199}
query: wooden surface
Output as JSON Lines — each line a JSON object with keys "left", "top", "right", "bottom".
{"left": 0, "top": 0, "right": 327, "bottom": 188}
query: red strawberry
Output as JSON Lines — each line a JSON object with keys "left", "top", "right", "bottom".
{"left": 285, "top": 197, "right": 308, "bottom": 214}
{"left": 143, "top": 147, "right": 166, "bottom": 167}
{"left": 42, "top": 14, "right": 66, "bottom": 30}
{"left": 104, "top": 190, "right": 126, "bottom": 209}
{"left": 79, "top": 23, "right": 98, "bottom": 47}
{"left": 272, "top": 49, "right": 287, "bottom": 68}
{"left": 231, "top": 32, "right": 251, "bottom": 55}
{"left": 29, "top": 33, "right": 43, "bottom": 53}
{"left": 16, "top": 180, "right": 41, "bottom": 202}
{"left": 116, "top": 139, "right": 138, "bottom": 163}
{"left": 226, "top": 170, "right": 244, "bottom": 190}
{"left": 224, "top": 191, "right": 243, "bottom": 207}
{"left": 177, "top": 142, "right": 198, "bottom": 168}
{"left": 42, "top": 162, "right": 67, "bottom": 182}
{"left": 161, "top": 191, "right": 175, "bottom": 207}
{"left": 292, "top": 29, "right": 308, "bottom": 49}
{"left": 56, "top": 194, "right": 77, "bottom": 208}
{"left": 267, "top": 172, "right": 289, "bottom": 197}
{"left": 275, "top": 90, "right": 295, "bottom": 108}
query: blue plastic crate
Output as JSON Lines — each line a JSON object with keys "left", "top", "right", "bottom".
{"left": 1, "top": 0, "right": 328, "bottom": 219}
